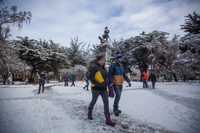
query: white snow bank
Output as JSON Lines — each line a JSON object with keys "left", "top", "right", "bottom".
{"left": 0, "top": 99, "right": 79, "bottom": 133}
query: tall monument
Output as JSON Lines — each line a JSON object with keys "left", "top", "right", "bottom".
{"left": 98, "top": 27, "right": 113, "bottom": 70}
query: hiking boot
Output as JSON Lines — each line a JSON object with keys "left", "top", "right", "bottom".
{"left": 118, "top": 109, "right": 122, "bottom": 113}
{"left": 88, "top": 108, "right": 93, "bottom": 120}
{"left": 105, "top": 113, "right": 116, "bottom": 126}
{"left": 113, "top": 109, "right": 119, "bottom": 116}
{"left": 86, "top": 87, "right": 89, "bottom": 91}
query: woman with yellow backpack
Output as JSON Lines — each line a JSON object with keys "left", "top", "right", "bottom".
{"left": 88, "top": 55, "right": 116, "bottom": 126}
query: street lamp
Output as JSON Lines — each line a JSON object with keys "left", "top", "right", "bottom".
{"left": 22, "top": 50, "right": 29, "bottom": 81}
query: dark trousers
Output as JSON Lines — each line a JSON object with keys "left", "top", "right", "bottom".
{"left": 89, "top": 89, "right": 109, "bottom": 113}
{"left": 152, "top": 81, "right": 155, "bottom": 88}
{"left": 64, "top": 80, "right": 68, "bottom": 86}
{"left": 71, "top": 81, "right": 75, "bottom": 86}
{"left": 38, "top": 84, "right": 44, "bottom": 93}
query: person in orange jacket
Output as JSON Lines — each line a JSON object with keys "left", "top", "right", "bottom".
{"left": 142, "top": 71, "right": 148, "bottom": 88}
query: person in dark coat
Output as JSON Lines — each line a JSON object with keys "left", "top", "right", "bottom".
{"left": 88, "top": 55, "right": 116, "bottom": 126}
{"left": 71, "top": 73, "right": 76, "bottom": 86}
{"left": 148, "top": 72, "right": 157, "bottom": 89}
{"left": 38, "top": 71, "right": 46, "bottom": 94}
{"left": 108, "top": 54, "right": 131, "bottom": 116}
{"left": 63, "top": 73, "right": 69, "bottom": 86}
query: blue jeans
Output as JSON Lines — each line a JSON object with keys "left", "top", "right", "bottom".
{"left": 143, "top": 79, "right": 146, "bottom": 88}
{"left": 113, "top": 85, "right": 123, "bottom": 110}
{"left": 85, "top": 80, "right": 89, "bottom": 87}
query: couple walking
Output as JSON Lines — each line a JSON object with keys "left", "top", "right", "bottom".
{"left": 142, "top": 71, "right": 157, "bottom": 89}
{"left": 88, "top": 54, "right": 131, "bottom": 126}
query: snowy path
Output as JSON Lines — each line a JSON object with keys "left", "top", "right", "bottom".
{"left": 0, "top": 81, "right": 200, "bottom": 133}
{"left": 0, "top": 87, "right": 170, "bottom": 133}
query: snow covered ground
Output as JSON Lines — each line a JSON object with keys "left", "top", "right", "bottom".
{"left": 0, "top": 81, "right": 199, "bottom": 133}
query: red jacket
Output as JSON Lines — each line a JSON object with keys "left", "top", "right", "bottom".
{"left": 142, "top": 72, "right": 148, "bottom": 79}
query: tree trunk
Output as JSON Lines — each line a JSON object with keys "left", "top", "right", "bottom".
{"left": 3, "top": 68, "right": 9, "bottom": 85}
{"left": 30, "top": 70, "right": 33, "bottom": 79}
{"left": 139, "top": 67, "right": 142, "bottom": 81}
{"left": 54, "top": 68, "right": 59, "bottom": 81}
{"left": 183, "top": 75, "right": 186, "bottom": 82}
{"left": 33, "top": 70, "right": 38, "bottom": 83}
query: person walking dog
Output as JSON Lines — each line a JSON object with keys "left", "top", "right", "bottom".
{"left": 88, "top": 55, "right": 116, "bottom": 126}
{"left": 38, "top": 71, "right": 46, "bottom": 94}
{"left": 108, "top": 54, "right": 131, "bottom": 116}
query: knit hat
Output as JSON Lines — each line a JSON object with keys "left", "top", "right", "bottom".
{"left": 116, "top": 54, "right": 123, "bottom": 60}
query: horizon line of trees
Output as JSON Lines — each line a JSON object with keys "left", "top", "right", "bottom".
{"left": 0, "top": 1, "right": 199, "bottom": 84}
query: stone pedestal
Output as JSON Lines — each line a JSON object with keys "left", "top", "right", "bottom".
{"left": 97, "top": 42, "right": 112, "bottom": 71}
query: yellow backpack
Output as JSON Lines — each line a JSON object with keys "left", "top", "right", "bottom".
{"left": 91, "top": 71, "right": 104, "bottom": 87}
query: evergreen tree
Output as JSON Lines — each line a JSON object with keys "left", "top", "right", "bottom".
{"left": 180, "top": 12, "right": 200, "bottom": 34}
{"left": 15, "top": 37, "right": 70, "bottom": 82}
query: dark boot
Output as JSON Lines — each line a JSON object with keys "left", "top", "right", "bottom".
{"left": 88, "top": 108, "right": 93, "bottom": 120}
{"left": 86, "top": 87, "right": 89, "bottom": 91}
{"left": 83, "top": 86, "right": 86, "bottom": 90}
{"left": 113, "top": 109, "right": 119, "bottom": 116}
{"left": 105, "top": 113, "right": 116, "bottom": 126}
{"left": 118, "top": 109, "right": 122, "bottom": 113}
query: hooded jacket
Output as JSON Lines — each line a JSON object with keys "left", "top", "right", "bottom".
{"left": 108, "top": 60, "right": 130, "bottom": 85}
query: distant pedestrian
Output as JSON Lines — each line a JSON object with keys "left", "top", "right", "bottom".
{"left": 63, "top": 73, "right": 69, "bottom": 86}
{"left": 25, "top": 77, "right": 28, "bottom": 85}
{"left": 71, "top": 73, "right": 76, "bottom": 86}
{"left": 146, "top": 73, "right": 149, "bottom": 87}
{"left": 142, "top": 71, "right": 148, "bottom": 88}
{"left": 148, "top": 72, "right": 157, "bottom": 89}
{"left": 108, "top": 54, "right": 131, "bottom": 117}
{"left": 38, "top": 71, "right": 46, "bottom": 94}
{"left": 83, "top": 71, "right": 90, "bottom": 91}
{"left": 88, "top": 55, "right": 116, "bottom": 126}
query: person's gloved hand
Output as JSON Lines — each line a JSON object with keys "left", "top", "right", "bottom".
{"left": 109, "top": 83, "right": 113, "bottom": 88}
{"left": 128, "top": 82, "right": 131, "bottom": 87}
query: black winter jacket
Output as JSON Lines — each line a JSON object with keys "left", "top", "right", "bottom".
{"left": 148, "top": 74, "right": 156, "bottom": 82}
{"left": 89, "top": 63, "right": 108, "bottom": 91}
{"left": 39, "top": 74, "right": 46, "bottom": 84}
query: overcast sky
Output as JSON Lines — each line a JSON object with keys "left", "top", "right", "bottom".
{"left": 3, "top": 0, "right": 200, "bottom": 47}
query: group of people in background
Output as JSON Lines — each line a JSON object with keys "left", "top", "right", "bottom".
{"left": 63, "top": 73, "right": 76, "bottom": 87}
{"left": 142, "top": 71, "right": 157, "bottom": 89}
